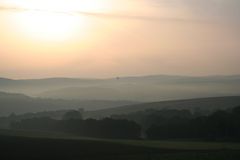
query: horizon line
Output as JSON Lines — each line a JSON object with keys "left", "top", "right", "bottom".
{"left": 1, "top": 74, "right": 240, "bottom": 81}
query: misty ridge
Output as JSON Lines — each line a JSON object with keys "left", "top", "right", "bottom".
{"left": 0, "top": 91, "right": 136, "bottom": 116}
{"left": 1, "top": 74, "right": 240, "bottom": 102}
{"left": 1, "top": 74, "right": 240, "bottom": 128}
{"left": 1, "top": 74, "right": 240, "bottom": 117}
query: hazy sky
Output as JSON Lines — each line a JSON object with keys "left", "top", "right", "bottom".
{"left": 0, "top": 0, "right": 240, "bottom": 78}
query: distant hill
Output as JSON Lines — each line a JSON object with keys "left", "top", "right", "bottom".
{"left": 39, "top": 86, "right": 125, "bottom": 100}
{"left": 0, "top": 92, "right": 136, "bottom": 116}
{"left": 0, "top": 77, "right": 101, "bottom": 95}
{"left": 1, "top": 75, "right": 240, "bottom": 101}
{"left": 85, "top": 96, "right": 240, "bottom": 118}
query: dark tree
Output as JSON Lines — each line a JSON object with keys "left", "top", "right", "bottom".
{"left": 62, "top": 110, "right": 82, "bottom": 120}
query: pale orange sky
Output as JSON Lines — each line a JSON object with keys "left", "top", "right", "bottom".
{"left": 0, "top": 0, "right": 240, "bottom": 78}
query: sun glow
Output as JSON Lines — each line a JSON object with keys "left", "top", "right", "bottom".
{"left": 8, "top": 0, "right": 110, "bottom": 41}
{"left": 13, "top": 11, "right": 85, "bottom": 41}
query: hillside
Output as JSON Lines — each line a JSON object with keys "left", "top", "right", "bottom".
{"left": 85, "top": 96, "right": 240, "bottom": 118}
{"left": 1, "top": 75, "right": 240, "bottom": 101}
{"left": 0, "top": 92, "right": 136, "bottom": 116}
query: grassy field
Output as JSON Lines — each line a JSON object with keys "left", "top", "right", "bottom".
{"left": 1, "top": 129, "right": 240, "bottom": 160}
{"left": 118, "top": 140, "right": 240, "bottom": 150}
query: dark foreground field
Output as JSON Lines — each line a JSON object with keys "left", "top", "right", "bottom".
{"left": 1, "top": 130, "right": 240, "bottom": 160}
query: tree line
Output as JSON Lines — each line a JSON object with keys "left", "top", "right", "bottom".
{"left": 111, "top": 106, "right": 240, "bottom": 141}
{"left": 10, "top": 106, "right": 240, "bottom": 141}
{"left": 11, "top": 111, "right": 141, "bottom": 139}
{"left": 146, "top": 106, "right": 240, "bottom": 141}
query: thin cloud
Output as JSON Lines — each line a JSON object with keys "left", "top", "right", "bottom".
{"left": 0, "top": 5, "right": 202, "bottom": 23}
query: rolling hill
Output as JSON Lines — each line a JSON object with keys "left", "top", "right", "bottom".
{"left": 85, "top": 96, "right": 240, "bottom": 118}
{"left": 1, "top": 75, "right": 240, "bottom": 101}
{"left": 0, "top": 92, "right": 136, "bottom": 116}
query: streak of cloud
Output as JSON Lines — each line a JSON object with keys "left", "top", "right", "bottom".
{"left": 0, "top": 5, "right": 203, "bottom": 23}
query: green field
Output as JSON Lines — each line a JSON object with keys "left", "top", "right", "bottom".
{"left": 1, "top": 129, "right": 240, "bottom": 160}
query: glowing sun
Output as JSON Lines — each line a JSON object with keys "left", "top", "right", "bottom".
{"left": 9, "top": 0, "right": 109, "bottom": 41}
